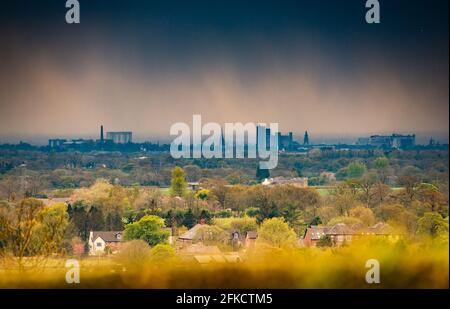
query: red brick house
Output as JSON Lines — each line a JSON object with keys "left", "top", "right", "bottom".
{"left": 303, "top": 226, "right": 329, "bottom": 247}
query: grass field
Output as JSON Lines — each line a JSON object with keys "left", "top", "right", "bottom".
{"left": 311, "top": 186, "right": 333, "bottom": 196}
{"left": 159, "top": 187, "right": 171, "bottom": 196}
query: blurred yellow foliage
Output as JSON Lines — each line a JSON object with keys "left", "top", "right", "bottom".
{"left": 0, "top": 237, "right": 447, "bottom": 288}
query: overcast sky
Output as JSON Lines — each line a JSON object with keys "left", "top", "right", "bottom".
{"left": 0, "top": 0, "right": 448, "bottom": 143}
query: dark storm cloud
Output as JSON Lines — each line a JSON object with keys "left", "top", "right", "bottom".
{"left": 0, "top": 0, "right": 448, "bottom": 142}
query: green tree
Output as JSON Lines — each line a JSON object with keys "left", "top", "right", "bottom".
{"left": 105, "top": 211, "right": 123, "bottom": 231}
{"left": 346, "top": 161, "right": 367, "bottom": 179}
{"left": 195, "top": 189, "right": 210, "bottom": 201}
{"left": 150, "top": 244, "right": 176, "bottom": 262}
{"left": 169, "top": 167, "right": 188, "bottom": 197}
{"left": 230, "top": 216, "right": 258, "bottom": 235}
{"left": 205, "top": 178, "right": 228, "bottom": 209}
{"left": 124, "top": 215, "right": 169, "bottom": 246}
{"left": 87, "top": 205, "right": 105, "bottom": 233}
{"left": 374, "top": 156, "right": 390, "bottom": 183}
{"left": 257, "top": 217, "right": 298, "bottom": 248}
{"left": 116, "top": 239, "right": 151, "bottom": 269}
{"left": 329, "top": 184, "right": 360, "bottom": 216}
{"left": 309, "top": 216, "right": 322, "bottom": 226}
{"left": 348, "top": 206, "right": 376, "bottom": 226}
{"left": 70, "top": 201, "right": 87, "bottom": 240}
{"left": 316, "top": 235, "right": 333, "bottom": 247}
{"left": 182, "top": 208, "right": 196, "bottom": 228}
{"left": 165, "top": 208, "right": 186, "bottom": 236}
{"left": 250, "top": 186, "right": 279, "bottom": 224}
{"left": 417, "top": 183, "right": 446, "bottom": 213}
{"left": 245, "top": 207, "right": 259, "bottom": 217}
{"left": 199, "top": 209, "right": 212, "bottom": 224}
{"left": 281, "top": 202, "right": 303, "bottom": 230}
{"left": 355, "top": 172, "right": 377, "bottom": 207}
{"left": 327, "top": 216, "right": 362, "bottom": 226}
{"left": 397, "top": 175, "right": 421, "bottom": 204}
{"left": 417, "top": 212, "right": 449, "bottom": 238}
{"left": 256, "top": 201, "right": 279, "bottom": 224}
{"left": 29, "top": 202, "right": 70, "bottom": 256}
{"left": 0, "top": 198, "right": 43, "bottom": 267}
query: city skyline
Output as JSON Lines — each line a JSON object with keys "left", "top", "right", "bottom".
{"left": 2, "top": 124, "right": 446, "bottom": 147}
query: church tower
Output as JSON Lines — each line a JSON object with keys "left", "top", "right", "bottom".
{"left": 303, "top": 131, "right": 309, "bottom": 145}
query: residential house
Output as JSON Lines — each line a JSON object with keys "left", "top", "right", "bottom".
{"left": 303, "top": 222, "right": 398, "bottom": 247}
{"left": 245, "top": 231, "right": 258, "bottom": 248}
{"left": 177, "top": 224, "right": 203, "bottom": 248}
{"left": 176, "top": 222, "right": 228, "bottom": 248}
{"left": 229, "top": 230, "right": 258, "bottom": 251}
{"left": 88, "top": 231, "right": 123, "bottom": 255}
{"left": 303, "top": 226, "right": 329, "bottom": 247}
{"left": 326, "top": 223, "right": 355, "bottom": 245}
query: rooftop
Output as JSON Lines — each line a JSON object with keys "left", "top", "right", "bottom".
{"left": 91, "top": 231, "right": 123, "bottom": 242}
{"left": 305, "top": 222, "right": 396, "bottom": 239}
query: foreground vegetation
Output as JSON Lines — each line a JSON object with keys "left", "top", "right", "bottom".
{"left": 0, "top": 237, "right": 447, "bottom": 288}
{"left": 0, "top": 148, "right": 448, "bottom": 288}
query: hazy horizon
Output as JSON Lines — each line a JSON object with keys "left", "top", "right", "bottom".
{"left": 1, "top": 130, "right": 448, "bottom": 146}
{"left": 1, "top": 1, "right": 448, "bottom": 140}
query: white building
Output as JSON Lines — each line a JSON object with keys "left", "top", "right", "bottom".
{"left": 262, "top": 176, "right": 308, "bottom": 188}
{"left": 88, "top": 231, "right": 123, "bottom": 255}
{"left": 106, "top": 131, "right": 132, "bottom": 144}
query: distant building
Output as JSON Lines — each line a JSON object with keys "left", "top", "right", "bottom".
{"left": 100, "top": 125, "right": 104, "bottom": 143}
{"left": 356, "top": 137, "right": 369, "bottom": 145}
{"left": 303, "top": 222, "right": 400, "bottom": 247}
{"left": 88, "top": 231, "right": 123, "bottom": 255}
{"left": 277, "top": 132, "right": 294, "bottom": 150}
{"left": 391, "top": 134, "right": 415, "bottom": 149}
{"left": 48, "top": 139, "right": 67, "bottom": 148}
{"left": 303, "top": 131, "right": 309, "bottom": 145}
{"left": 369, "top": 134, "right": 415, "bottom": 149}
{"left": 262, "top": 176, "right": 308, "bottom": 188}
{"left": 245, "top": 231, "right": 258, "bottom": 248}
{"left": 106, "top": 131, "right": 132, "bottom": 144}
{"left": 176, "top": 223, "right": 212, "bottom": 248}
{"left": 68, "top": 139, "right": 94, "bottom": 145}
{"left": 369, "top": 135, "right": 392, "bottom": 148}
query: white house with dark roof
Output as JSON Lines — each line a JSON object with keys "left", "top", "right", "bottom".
{"left": 88, "top": 231, "right": 123, "bottom": 255}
